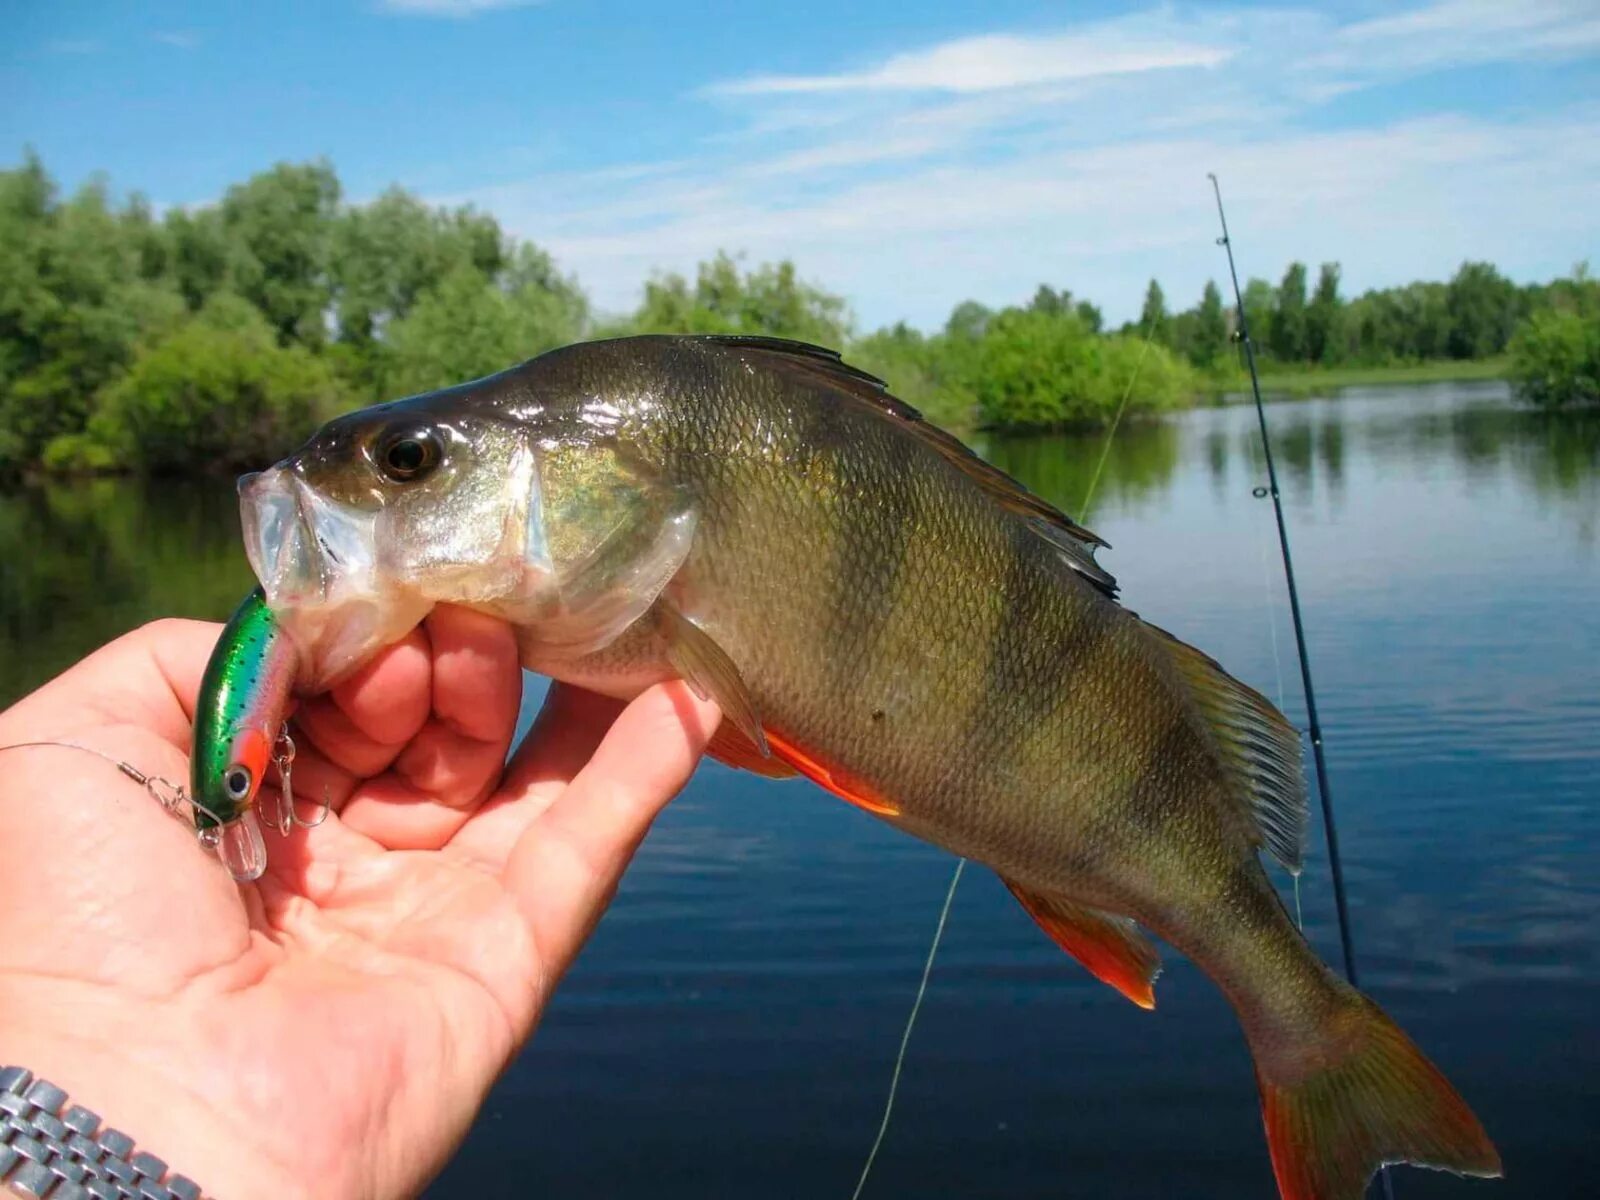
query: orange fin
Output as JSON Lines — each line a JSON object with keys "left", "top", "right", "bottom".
{"left": 1254, "top": 997, "right": 1500, "bottom": 1200}
{"left": 708, "top": 721, "right": 798, "bottom": 779}
{"left": 1003, "top": 878, "right": 1161, "bottom": 1010}
{"left": 766, "top": 730, "right": 900, "bottom": 817}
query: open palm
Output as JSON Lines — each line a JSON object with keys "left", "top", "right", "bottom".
{"left": 0, "top": 609, "right": 719, "bottom": 1200}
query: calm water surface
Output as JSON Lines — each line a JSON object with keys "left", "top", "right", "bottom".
{"left": 1, "top": 382, "right": 1595, "bottom": 1198}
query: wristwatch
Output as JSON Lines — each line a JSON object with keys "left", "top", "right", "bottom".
{"left": 0, "top": 1066, "right": 204, "bottom": 1200}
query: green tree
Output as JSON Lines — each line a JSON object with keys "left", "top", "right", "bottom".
{"left": 1241, "top": 277, "right": 1276, "bottom": 350}
{"left": 164, "top": 207, "right": 239, "bottom": 312}
{"left": 945, "top": 300, "right": 992, "bottom": 341}
{"left": 1306, "top": 262, "right": 1342, "bottom": 364}
{"left": 0, "top": 160, "right": 184, "bottom": 469}
{"left": 1140, "top": 279, "right": 1168, "bottom": 344}
{"left": 220, "top": 161, "right": 341, "bottom": 347}
{"left": 632, "top": 252, "right": 848, "bottom": 346}
{"left": 1269, "top": 262, "right": 1308, "bottom": 362}
{"left": 848, "top": 322, "right": 976, "bottom": 432}
{"left": 1029, "top": 284, "right": 1067, "bottom": 316}
{"left": 385, "top": 262, "right": 585, "bottom": 396}
{"left": 1446, "top": 261, "right": 1520, "bottom": 359}
{"left": 1193, "top": 280, "right": 1229, "bottom": 368}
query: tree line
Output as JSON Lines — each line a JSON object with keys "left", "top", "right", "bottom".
{"left": 2, "top": 153, "right": 1594, "bottom": 474}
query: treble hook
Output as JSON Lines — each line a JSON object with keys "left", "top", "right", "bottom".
{"left": 263, "top": 724, "right": 330, "bottom": 835}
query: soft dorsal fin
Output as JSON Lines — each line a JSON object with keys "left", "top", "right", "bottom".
{"left": 1141, "top": 621, "right": 1309, "bottom": 872}
{"left": 693, "top": 335, "right": 1118, "bottom": 599}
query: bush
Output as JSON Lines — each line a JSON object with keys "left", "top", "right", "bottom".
{"left": 974, "top": 309, "right": 1194, "bottom": 432}
{"left": 1510, "top": 308, "right": 1600, "bottom": 410}
{"left": 847, "top": 323, "right": 978, "bottom": 433}
{"left": 40, "top": 432, "right": 118, "bottom": 473}
{"left": 88, "top": 297, "right": 349, "bottom": 472}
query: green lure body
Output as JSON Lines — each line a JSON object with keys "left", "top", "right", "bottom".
{"left": 190, "top": 586, "right": 297, "bottom": 833}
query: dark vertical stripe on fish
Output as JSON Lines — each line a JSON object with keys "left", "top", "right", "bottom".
{"left": 1117, "top": 716, "right": 1205, "bottom": 846}
{"left": 969, "top": 522, "right": 1082, "bottom": 764}
{"left": 823, "top": 422, "right": 920, "bottom": 696}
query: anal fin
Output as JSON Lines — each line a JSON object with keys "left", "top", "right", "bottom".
{"left": 767, "top": 730, "right": 901, "bottom": 818}
{"left": 1003, "top": 878, "right": 1161, "bottom": 1010}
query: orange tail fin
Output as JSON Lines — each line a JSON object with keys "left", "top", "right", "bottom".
{"left": 1254, "top": 997, "right": 1500, "bottom": 1200}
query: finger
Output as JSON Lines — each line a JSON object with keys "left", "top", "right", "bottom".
{"left": 0, "top": 618, "right": 221, "bottom": 752}
{"left": 268, "top": 737, "right": 359, "bottom": 815}
{"left": 448, "top": 683, "right": 627, "bottom": 871}
{"left": 501, "top": 682, "right": 719, "bottom": 977}
{"left": 339, "top": 607, "right": 521, "bottom": 850}
{"left": 293, "top": 627, "right": 431, "bottom": 778}
{"left": 392, "top": 606, "right": 521, "bottom": 804}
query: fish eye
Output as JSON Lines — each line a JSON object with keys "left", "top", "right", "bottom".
{"left": 224, "top": 765, "right": 253, "bottom": 801}
{"left": 377, "top": 428, "right": 441, "bottom": 483}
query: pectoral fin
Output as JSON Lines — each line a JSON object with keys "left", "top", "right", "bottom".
{"left": 657, "top": 604, "right": 769, "bottom": 757}
{"left": 1003, "top": 878, "right": 1161, "bottom": 1010}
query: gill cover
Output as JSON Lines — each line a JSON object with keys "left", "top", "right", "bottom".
{"left": 239, "top": 415, "right": 544, "bottom": 688}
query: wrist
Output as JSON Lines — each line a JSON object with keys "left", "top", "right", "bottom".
{"left": 2, "top": 982, "right": 304, "bottom": 1200}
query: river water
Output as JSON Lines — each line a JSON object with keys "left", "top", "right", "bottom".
{"left": 1, "top": 382, "right": 1594, "bottom": 1197}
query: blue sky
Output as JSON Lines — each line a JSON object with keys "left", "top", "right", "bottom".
{"left": 5, "top": 1, "right": 1598, "bottom": 328}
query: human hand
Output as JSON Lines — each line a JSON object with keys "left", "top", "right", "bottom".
{"left": 0, "top": 609, "right": 720, "bottom": 1200}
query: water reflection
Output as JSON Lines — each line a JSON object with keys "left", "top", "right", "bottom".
{"left": 977, "top": 418, "right": 1181, "bottom": 521}
{"left": 1, "top": 384, "right": 1595, "bottom": 705}
{"left": 0, "top": 382, "right": 1595, "bottom": 1198}
{"left": 0, "top": 476, "right": 252, "bottom": 703}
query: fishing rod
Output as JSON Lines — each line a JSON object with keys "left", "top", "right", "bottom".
{"left": 1205, "top": 173, "right": 1364, "bottom": 988}
{"left": 1209, "top": 176, "right": 1395, "bottom": 1200}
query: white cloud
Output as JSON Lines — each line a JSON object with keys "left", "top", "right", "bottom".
{"left": 434, "top": 3, "right": 1600, "bottom": 330}
{"left": 150, "top": 30, "right": 202, "bottom": 49}
{"left": 713, "top": 27, "right": 1230, "bottom": 96}
{"left": 1310, "top": 0, "right": 1600, "bottom": 72}
{"left": 377, "top": 0, "right": 542, "bottom": 15}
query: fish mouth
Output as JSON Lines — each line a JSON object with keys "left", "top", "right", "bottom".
{"left": 238, "top": 467, "right": 376, "bottom": 608}
{"left": 238, "top": 467, "right": 425, "bottom": 689}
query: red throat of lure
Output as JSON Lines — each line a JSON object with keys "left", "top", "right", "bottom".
{"left": 190, "top": 586, "right": 298, "bottom": 881}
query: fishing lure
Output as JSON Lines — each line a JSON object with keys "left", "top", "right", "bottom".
{"left": 189, "top": 585, "right": 314, "bottom": 881}
{"left": 0, "top": 590, "right": 312, "bottom": 880}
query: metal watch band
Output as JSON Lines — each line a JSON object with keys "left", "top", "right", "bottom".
{"left": 0, "top": 1066, "right": 204, "bottom": 1200}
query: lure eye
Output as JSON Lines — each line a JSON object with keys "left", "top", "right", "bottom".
{"left": 377, "top": 428, "right": 441, "bottom": 483}
{"left": 224, "top": 765, "right": 253, "bottom": 802}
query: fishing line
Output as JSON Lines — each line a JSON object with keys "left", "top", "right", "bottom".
{"left": 1206, "top": 171, "right": 1391, "bottom": 1200}
{"left": 849, "top": 858, "right": 965, "bottom": 1200}
{"left": 0, "top": 739, "right": 224, "bottom": 826}
{"left": 1252, "top": 467, "right": 1300, "bottom": 929}
{"left": 850, "top": 328, "right": 1149, "bottom": 1199}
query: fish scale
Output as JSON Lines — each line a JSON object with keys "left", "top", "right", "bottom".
{"left": 239, "top": 333, "right": 1499, "bottom": 1200}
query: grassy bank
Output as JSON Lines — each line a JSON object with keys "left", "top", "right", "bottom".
{"left": 1242, "top": 356, "right": 1510, "bottom": 394}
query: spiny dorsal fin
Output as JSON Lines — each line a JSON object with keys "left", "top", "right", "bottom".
{"left": 1142, "top": 621, "right": 1309, "bottom": 872}
{"left": 692, "top": 335, "right": 1118, "bottom": 599}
